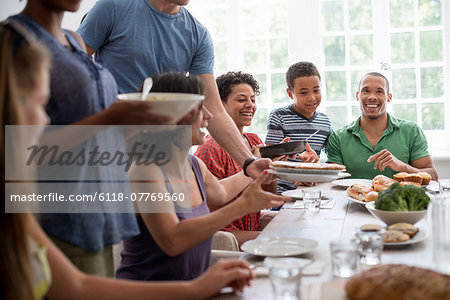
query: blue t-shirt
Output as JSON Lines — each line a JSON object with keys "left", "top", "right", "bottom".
{"left": 77, "top": 0, "right": 215, "bottom": 93}
{"left": 11, "top": 14, "right": 139, "bottom": 252}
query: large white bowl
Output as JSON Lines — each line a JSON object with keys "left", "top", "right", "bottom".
{"left": 117, "top": 92, "right": 205, "bottom": 123}
{"left": 365, "top": 202, "right": 427, "bottom": 225}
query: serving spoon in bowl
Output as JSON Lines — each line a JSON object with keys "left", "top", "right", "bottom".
{"left": 141, "top": 77, "right": 153, "bottom": 101}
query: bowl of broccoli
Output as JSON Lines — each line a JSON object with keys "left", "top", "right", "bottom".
{"left": 365, "top": 182, "right": 430, "bottom": 225}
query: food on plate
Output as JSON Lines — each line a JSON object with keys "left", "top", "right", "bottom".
{"left": 365, "top": 191, "right": 378, "bottom": 202}
{"left": 393, "top": 172, "right": 409, "bottom": 182}
{"left": 375, "top": 182, "right": 430, "bottom": 212}
{"left": 270, "top": 161, "right": 346, "bottom": 170}
{"left": 346, "top": 184, "right": 374, "bottom": 202}
{"left": 417, "top": 172, "right": 432, "bottom": 185}
{"left": 399, "top": 181, "right": 422, "bottom": 187}
{"left": 360, "top": 224, "right": 385, "bottom": 231}
{"left": 372, "top": 175, "right": 396, "bottom": 192}
{"left": 393, "top": 171, "right": 432, "bottom": 186}
{"left": 384, "top": 230, "right": 410, "bottom": 242}
{"left": 345, "top": 264, "right": 450, "bottom": 300}
{"left": 387, "top": 222, "right": 419, "bottom": 237}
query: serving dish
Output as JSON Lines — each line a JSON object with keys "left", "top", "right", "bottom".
{"left": 241, "top": 237, "right": 318, "bottom": 257}
{"left": 117, "top": 92, "right": 204, "bottom": 122}
{"left": 259, "top": 141, "right": 306, "bottom": 158}
{"left": 365, "top": 202, "right": 427, "bottom": 226}
{"left": 268, "top": 169, "right": 350, "bottom": 183}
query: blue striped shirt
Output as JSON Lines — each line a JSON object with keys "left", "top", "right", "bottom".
{"left": 265, "top": 105, "right": 332, "bottom": 193}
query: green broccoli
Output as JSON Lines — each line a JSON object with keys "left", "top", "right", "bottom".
{"left": 375, "top": 182, "right": 430, "bottom": 211}
{"left": 402, "top": 184, "right": 430, "bottom": 211}
{"left": 375, "top": 182, "right": 408, "bottom": 211}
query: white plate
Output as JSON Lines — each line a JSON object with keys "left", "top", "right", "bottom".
{"left": 344, "top": 193, "right": 373, "bottom": 205}
{"left": 331, "top": 178, "right": 372, "bottom": 187}
{"left": 282, "top": 189, "right": 303, "bottom": 199}
{"left": 384, "top": 228, "right": 427, "bottom": 246}
{"left": 425, "top": 180, "right": 441, "bottom": 193}
{"left": 241, "top": 237, "right": 318, "bottom": 257}
{"left": 269, "top": 169, "right": 350, "bottom": 183}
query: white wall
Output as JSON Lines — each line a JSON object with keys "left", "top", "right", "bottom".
{"left": 0, "top": 0, "right": 97, "bottom": 30}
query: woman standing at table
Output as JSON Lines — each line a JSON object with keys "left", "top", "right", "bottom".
{"left": 7, "top": 0, "right": 171, "bottom": 277}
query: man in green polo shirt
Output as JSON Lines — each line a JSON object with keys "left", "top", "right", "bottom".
{"left": 326, "top": 72, "right": 438, "bottom": 180}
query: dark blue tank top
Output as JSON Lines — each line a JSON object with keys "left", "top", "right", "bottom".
{"left": 116, "top": 156, "right": 212, "bottom": 281}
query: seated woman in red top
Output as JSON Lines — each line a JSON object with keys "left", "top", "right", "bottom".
{"left": 195, "top": 72, "right": 282, "bottom": 246}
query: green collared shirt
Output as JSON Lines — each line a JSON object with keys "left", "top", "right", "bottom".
{"left": 326, "top": 114, "right": 430, "bottom": 179}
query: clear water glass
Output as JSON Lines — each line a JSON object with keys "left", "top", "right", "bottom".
{"left": 303, "top": 190, "right": 321, "bottom": 213}
{"left": 330, "top": 239, "right": 359, "bottom": 278}
{"left": 354, "top": 227, "right": 385, "bottom": 268}
{"left": 268, "top": 258, "right": 302, "bottom": 300}
{"left": 432, "top": 192, "right": 450, "bottom": 275}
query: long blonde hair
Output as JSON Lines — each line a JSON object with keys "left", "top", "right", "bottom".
{"left": 0, "top": 21, "right": 51, "bottom": 300}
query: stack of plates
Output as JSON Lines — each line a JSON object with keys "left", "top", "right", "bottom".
{"left": 269, "top": 168, "right": 350, "bottom": 183}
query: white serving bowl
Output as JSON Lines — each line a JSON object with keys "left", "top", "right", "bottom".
{"left": 365, "top": 202, "right": 427, "bottom": 225}
{"left": 117, "top": 92, "right": 205, "bottom": 123}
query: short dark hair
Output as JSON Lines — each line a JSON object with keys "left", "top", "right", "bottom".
{"left": 358, "top": 72, "right": 390, "bottom": 93}
{"left": 216, "top": 71, "right": 260, "bottom": 103}
{"left": 286, "top": 61, "right": 321, "bottom": 91}
{"left": 150, "top": 72, "right": 203, "bottom": 95}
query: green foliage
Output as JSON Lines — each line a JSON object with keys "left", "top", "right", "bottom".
{"left": 375, "top": 182, "right": 430, "bottom": 211}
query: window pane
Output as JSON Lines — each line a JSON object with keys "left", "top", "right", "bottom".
{"left": 419, "top": 0, "right": 442, "bottom": 26}
{"left": 389, "top": 0, "right": 414, "bottom": 28}
{"left": 351, "top": 106, "right": 360, "bottom": 121}
{"left": 270, "top": 39, "right": 288, "bottom": 69}
{"left": 248, "top": 107, "right": 269, "bottom": 134}
{"left": 392, "top": 104, "right": 417, "bottom": 122}
{"left": 321, "top": 0, "right": 344, "bottom": 31}
{"left": 242, "top": 5, "right": 265, "bottom": 37}
{"left": 254, "top": 74, "right": 267, "bottom": 105}
{"left": 421, "top": 67, "right": 444, "bottom": 98}
{"left": 348, "top": 0, "right": 372, "bottom": 30}
{"left": 213, "top": 42, "right": 227, "bottom": 73}
{"left": 391, "top": 32, "right": 415, "bottom": 64}
{"left": 351, "top": 70, "right": 369, "bottom": 94}
{"left": 271, "top": 73, "right": 287, "bottom": 104}
{"left": 244, "top": 40, "right": 266, "bottom": 70}
{"left": 208, "top": 8, "right": 227, "bottom": 38}
{"left": 422, "top": 103, "right": 445, "bottom": 130}
{"left": 327, "top": 106, "right": 348, "bottom": 129}
{"left": 350, "top": 35, "right": 373, "bottom": 65}
{"left": 324, "top": 36, "right": 345, "bottom": 66}
{"left": 269, "top": 2, "right": 288, "bottom": 34}
{"left": 420, "top": 30, "right": 443, "bottom": 62}
{"left": 392, "top": 68, "right": 416, "bottom": 99}
{"left": 325, "top": 71, "right": 346, "bottom": 101}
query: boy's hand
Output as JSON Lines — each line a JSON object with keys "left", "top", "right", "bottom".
{"left": 297, "top": 142, "right": 319, "bottom": 163}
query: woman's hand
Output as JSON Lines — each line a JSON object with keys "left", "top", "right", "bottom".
{"left": 192, "top": 260, "right": 253, "bottom": 298}
{"left": 240, "top": 171, "right": 290, "bottom": 212}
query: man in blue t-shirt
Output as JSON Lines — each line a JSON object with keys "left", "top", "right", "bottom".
{"left": 77, "top": 0, "right": 268, "bottom": 178}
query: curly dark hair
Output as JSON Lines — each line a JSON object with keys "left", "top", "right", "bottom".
{"left": 216, "top": 71, "right": 260, "bottom": 102}
{"left": 286, "top": 61, "right": 321, "bottom": 91}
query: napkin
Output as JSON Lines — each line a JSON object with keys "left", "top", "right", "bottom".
{"left": 291, "top": 200, "right": 336, "bottom": 209}
{"left": 252, "top": 260, "right": 325, "bottom": 277}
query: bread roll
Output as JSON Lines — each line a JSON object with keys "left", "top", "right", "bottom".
{"left": 388, "top": 222, "right": 419, "bottom": 237}
{"left": 405, "top": 173, "right": 423, "bottom": 185}
{"left": 345, "top": 264, "right": 450, "bottom": 300}
{"left": 372, "top": 175, "right": 396, "bottom": 192}
{"left": 417, "top": 172, "right": 431, "bottom": 185}
{"left": 393, "top": 172, "right": 409, "bottom": 182}
{"left": 399, "top": 181, "right": 421, "bottom": 187}
{"left": 384, "top": 230, "right": 410, "bottom": 242}
{"left": 365, "top": 191, "right": 378, "bottom": 202}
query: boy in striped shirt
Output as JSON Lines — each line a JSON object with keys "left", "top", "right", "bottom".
{"left": 266, "top": 61, "right": 332, "bottom": 194}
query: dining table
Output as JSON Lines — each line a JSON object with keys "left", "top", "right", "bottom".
{"left": 212, "top": 180, "right": 441, "bottom": 300}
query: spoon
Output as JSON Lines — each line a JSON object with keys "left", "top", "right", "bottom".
{"left": 141, "top": 77, "right": 153, "bottom": 100}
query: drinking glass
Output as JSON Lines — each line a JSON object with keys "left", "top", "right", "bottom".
{"left": 303, "top": 190, "right": 321, "bottom": 213}
{"left": 267, "top": 258, "right": 302, "bottom": 300}
{"left": 354, "top": 227, "right": 385, "bottom": 268}
{"left": 432, "top": 192, "right": 450, "bottom": 275}
{"left": 330, "top": 238, "right": 359, "bottom": 278}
